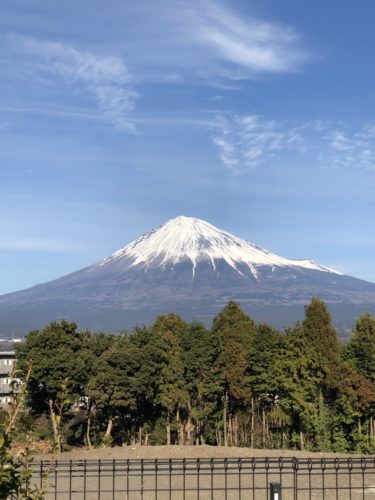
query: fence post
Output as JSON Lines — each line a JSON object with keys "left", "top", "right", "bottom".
{"left": 270, "top": 482, "right": 282, "bottom": 500}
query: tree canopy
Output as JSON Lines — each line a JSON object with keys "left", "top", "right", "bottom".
{"left": 14, "top": 300, "right": 375, "bottom": 453}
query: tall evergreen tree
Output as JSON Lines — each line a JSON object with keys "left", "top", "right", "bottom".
{"left": 303, "top": 298, "right": 341, "bottom": 384}
{"left": 342, "top": 314, "right": 375, "bottom": 450}
{"left": 88, "top": 339, "right": 143, "bottom": 445}
{"left": 278, "top": 323, "right": 324, "bottom": 450}
{"left": 152, "top": 314, "right": 190, "bottom": 445}
{"left": 211, "top": 301, "right": 256, "bottom": 446}
{"left": 247, "top": 324, "right": 283, "bottom": 448}
{"left": 345, "top": 314, "right": 375, "bottom": 381}
{"left": 130, "top": 326, "right": 166, "bottom": 445}
{"left": 179, "top": 321, "right": 220, "bottom": 444}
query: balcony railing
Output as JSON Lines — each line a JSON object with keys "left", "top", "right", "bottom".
{"left": 0, "top": 383, "right": 11, "bottom": 393}
{"left": 0, "top": 364, "right": 13, "bottom": 374}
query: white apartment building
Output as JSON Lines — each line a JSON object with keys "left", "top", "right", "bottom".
{"left": 0, "top": 339, "right": 21, "bottom": 405}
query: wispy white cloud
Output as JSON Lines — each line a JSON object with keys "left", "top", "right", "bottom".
{"left": 211, "top": 115, "right": 375, "bottom": 173}
{"left": 0, "top": 2, "right": 308, "bottom": 132}
{"left": 4, "top": 34, "right": 138, "bottom": 131}
{"left": 207, "top": 95, "right": 223, "bottom": 102}
{"left": 194, "top": 0, "right": 306, "bottom": 77}
{"left": 212, "top": 114, "right": 300, "bottom": 171}
{"left": 120, "top": 0, "right": 308, "bottom": 83}
{"left": 0, "top": 104, "right": 102, "bottom": 122}
{"left": 0, "top": 238, "right": 80, "bottom": 252}
{"left": 322, "top": 125, "right": 375, "bottom": 171}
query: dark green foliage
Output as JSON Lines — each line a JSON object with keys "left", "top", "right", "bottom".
{"left": 247, "top": 323, "right": 282, "bottom": 402}
{"left": 211, "top": 302, "right": 256, "bottom": 446}
{"left": 345, "top": 314, "right": 375, "bottom": 381}
{"left": 180, "top": 322, "right": 220, "bottom": 444}
{"left": 278, "top": 323, "right": 324, "bottom": 450}
{"left": 246, "top": 324, "right": 283, "bottom": 448}
{"left": 88, "top": 338, "right": 145, "bottom": 445}
{"left": 14, "top": 300, "right": 375, "bottom": 453}
{"left": 212, "top": 302, "right": 255, "bottom": 400}
{"left": 303, "top": 297, "right": 341, "bottom": 377}
{"left": 63, "top": 410, "right": 88, "bottom": 447}
{"left": 15, "top": 320, "right": 96, "bottom": 451}
{"left": 16, "top": 321, "right": 92, "bottom": 414}
{"left": 152, "top": 314, "right": 190, "bottom": 444}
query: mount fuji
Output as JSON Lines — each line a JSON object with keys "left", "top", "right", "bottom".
{"left": 0, "top": 216, "right": 374, "bottom": 336}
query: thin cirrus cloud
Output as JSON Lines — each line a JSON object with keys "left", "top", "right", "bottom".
{"left": 120, "top": 0, "right": 308, "bottom": 82}
{"left": 193, "top": 0, "right": 306, "bottom": 77}
{"left": 0, "top": 1, "right": 309, "bottom": 132}
{"left": 3, "top": 33, "right": 138, "bottom": 131}
{"left": 0, "top": 238, "right": 80, "bottom": 252}
{"left": 211, "top": 114, "right": 301, "bottom": 171}
{"left": 323, "top": 126, "right": 375, "bottom": 171}
{"left": 211, "top": 115, "right": 375, "bottom": 172}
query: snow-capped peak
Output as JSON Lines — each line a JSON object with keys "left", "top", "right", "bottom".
{"left": 98, "top": 216, "right": 341, "bottom": 278}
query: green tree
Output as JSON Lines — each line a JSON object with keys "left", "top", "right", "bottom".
{"left": 152, "top": 314, "right": 190, "bottom": 445}
{"left": 212, "top": 301, "right": 256, "bottom": 446}
{"left": 303, "top": 298, "right": 341, "bottom": 380}
{"left": 88, "top": 339, "right": 143, "bottom": 446}
{"left": 247, "top": 324, "right": 283, "bottom": 448}
{"left": 331, "top": 361, "right": 375, "bottom": 452}
{"left": 179, "top": 321, "right": 220, "bottom": 445}
{"left": 278, "top": 323, "right": 324, "bottom": 451}
{"left": 16, "top": 321, "right": 92, "bottom": 452}
{"left": 341, "top": 315, "right": 375, "bottom": 450}
{"left": 130, "top": 327, "right": 166, "bottom": 445}
{"left": 345, "top": 314, "right": 375, "bottom": 381}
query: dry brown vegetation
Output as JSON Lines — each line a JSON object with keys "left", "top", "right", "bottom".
{"left": 35, "top": 444, "right": 372, "bottom": 462}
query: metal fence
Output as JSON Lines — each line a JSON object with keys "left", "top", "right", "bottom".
{"left": 29, "top": 456, "right": 375, "bottom": 499}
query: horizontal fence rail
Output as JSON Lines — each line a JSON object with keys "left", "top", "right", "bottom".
{"left": 26, "top": 456, "right": 375, "bottom": 500}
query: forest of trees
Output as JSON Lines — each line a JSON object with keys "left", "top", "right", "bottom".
{"left": 12, "top": 298, "right": 375, "bottom": 454}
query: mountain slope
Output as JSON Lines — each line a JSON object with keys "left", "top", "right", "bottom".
{"left": 0, "top": 216, "right": 374, "bottom": 336}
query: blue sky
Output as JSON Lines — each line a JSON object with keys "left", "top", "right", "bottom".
{"left": 1, "top": 0, "right": 375, "bottom": 294}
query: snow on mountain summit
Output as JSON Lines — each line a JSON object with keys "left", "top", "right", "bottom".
{"left": 99, "top": 216, "right": 341, "bottom": 278}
